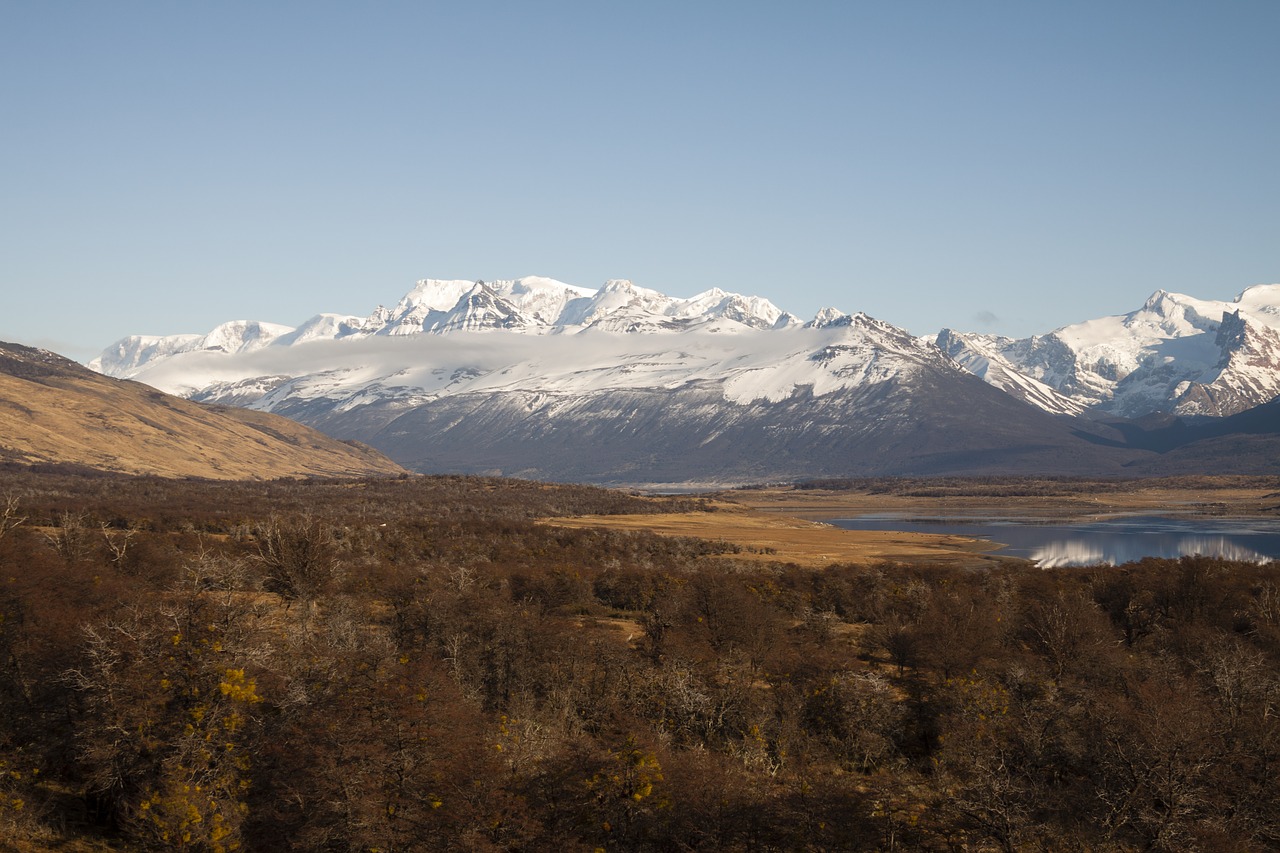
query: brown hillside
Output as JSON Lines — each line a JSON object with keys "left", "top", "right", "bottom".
{"left": 0, "top": 342, "right": 406, "bottom": 479}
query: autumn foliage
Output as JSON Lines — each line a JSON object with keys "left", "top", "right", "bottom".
{"left": 0, "top": 470, "right": 1277, "bottom": 850}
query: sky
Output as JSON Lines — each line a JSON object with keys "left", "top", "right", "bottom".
{"left": 3, "top": 1, "right": 1278, "bottom": 361}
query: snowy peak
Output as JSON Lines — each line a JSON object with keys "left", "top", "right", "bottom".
{"left": 944, "top": 282, "right": 1280, "bottom": 418}
{"left": 807, "top": 307, "right": 851, "bottom": 329}
{"left": 394, "top": 279, "right": 478, "bottom": 314}
{"left": 937, "top": 323, "right": 1108, "bottom": 414}
{"left": 676, "top": 289, "right": 786, "bottom": 330}
{"left": 395, "top": 276, "right": 593, "bottom": 324}
{"left": 936, "top": 328, "right": 1088, "bottom": 417}
{"left": 428, "top": 282, "right": 539, "bottom": 333}
{"left": 199, "top": 320, "right": 294, "bottom": 352}
{"left": 847, "top": 312, "right": 936, "bottom": 355}
{"left": 1127, "top": 289, "right": 1220, "bottom": 337}
{"left": 547, "top": 280, "right": 787, "bottom": 332}
{"left": 383, "top": 279, "right": 475, "bottom": 336}
{"left": 1234, "top": 283, "right": 1280, "bottom": 319}
{"left": 557, "top": 279, "right": 678, "bottom": 331}
{"left": 503, "top": 276, "right": 594, "bottom": 323}
{"left": 89, "top": 333, "right": 202, "bottom": 375}
{"left": 275, "top": 313, "right": 369, "bottom": 347}
{"left": 94, "top": 275, "right": 809, "bottom": 378}
{"left": 90, "top": 321, "right": 293, "bottom": 376}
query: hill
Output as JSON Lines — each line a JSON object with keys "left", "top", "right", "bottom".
{"left": 0, "top": 341, "right": 405, "bottom": 479}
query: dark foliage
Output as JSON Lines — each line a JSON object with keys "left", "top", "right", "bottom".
{"left": 793, "top": 473, "right": 1280, "bottom": 497}
{"left": 0, "top": 471, "right": 1277, "bottom": 851}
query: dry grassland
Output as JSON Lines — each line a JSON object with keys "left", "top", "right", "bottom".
{"left": 725, "top": 482, "right": 1280, "bottom": 520}
{"left": 0, "top": 371, "right": 404, "bottom": 479}
{"left": 544, "top": 505, "right": 1009, "bottom": 568}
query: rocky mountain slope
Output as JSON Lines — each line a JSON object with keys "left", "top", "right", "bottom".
{"left": 937, "top": 285, "right": 1280, "bottom": 418}
{"left": 0, "top": 342, "right": 405, "bottom": 479}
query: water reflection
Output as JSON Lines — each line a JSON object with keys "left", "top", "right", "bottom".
{"left": 1028, "top": 536, "right": 1269, "bottom": 568}
{"left": 831, "top": 513, "right": 1280, "bottom": 567}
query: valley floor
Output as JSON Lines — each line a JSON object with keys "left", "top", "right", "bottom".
{"left": 544, "top": 507, "right": 1012, "bottom": 568}
{"left": 723, "top": 476, "right": 1280, "bottom": 521}
{"left": 547, "top": 476, "right": 1280, "bottom": 569}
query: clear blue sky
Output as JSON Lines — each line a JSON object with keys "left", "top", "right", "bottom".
{"left": 3, "top": 1, "right": 1278, "bottom": 359}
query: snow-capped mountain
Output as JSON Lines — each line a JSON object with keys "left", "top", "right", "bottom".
{"left": 933, "top": 328, "right": 1088, "bottom": 416}
{"left": 91, "top": 276, "right": 793, "bottom": 380}
{"left": 937, "top": 284, "right": 1280, "bottom": 418}
{"left": 90, "top": 274, "right": 1280, "bottom": 483}
{"left": 92, "top": 275, "right": 1128, "bottom": 483}
{"left": 94, "top": 320, "right": 294, "bottom": 375}
{"left": 90, "top": 275, "right": 975, "bottom": 408}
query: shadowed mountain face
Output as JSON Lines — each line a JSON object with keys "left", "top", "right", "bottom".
{"left": 109, "top": 313, "right": 1132, "bottom": 484}
{"left": 1097, "top": 396, "right": 1280, "bottom": 476}
{"left": 250, "top": 354, "right": 1280, "bottom": 484}
{"left": 0, "top": 342, "right": 405, "bottom": 479}
{"left": 337, "top": 362, "right": 1134, "bottom": 485}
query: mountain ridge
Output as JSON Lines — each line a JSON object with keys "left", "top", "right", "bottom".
{"left": 85, "top": 275, "right": 1280, "bottom": 484}
{"left": 85, "top": 277, "right": 1130, "bottom": 483}
{"left": 95, "top": 276, "right": 1280, "bottom": 423}
{"left": 91, "top": 277, "right": 804, "bottom": 379}
{"left": 938, "top": 283, "right": 1280, "bottom": 418}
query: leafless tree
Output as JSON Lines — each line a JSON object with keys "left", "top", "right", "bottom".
{"left": 99, "top": 521, "right": 136, "bottom": 568}
{"left": 0, "top": 493, "right": 25, "bottom": 541}
{"left": 43, "top": 511, "right": 92, "bottom": 563}
{"left": 253, "top": 513, "right": 340, "bottom": 604}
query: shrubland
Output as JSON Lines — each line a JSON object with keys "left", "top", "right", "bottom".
{"left": 0, "top": 470, "right": 1277, "bottom": 851}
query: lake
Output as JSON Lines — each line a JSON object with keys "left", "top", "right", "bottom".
{"left": 830, "top": 513, "right": 1280, "bottom": 567}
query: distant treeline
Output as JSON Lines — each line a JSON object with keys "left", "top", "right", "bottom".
{"left": 0, "top": 471, "right": 1277, "bottom": 851}
{"left": 789, "top": 474, "right": 1280, "bottom": 497}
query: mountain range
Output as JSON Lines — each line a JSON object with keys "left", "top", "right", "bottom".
{"left": 89, "top": 276, "right": 1280, "bottom": 485}
{"left": 936, "top": 285, "right": 1280, "bottom": 418}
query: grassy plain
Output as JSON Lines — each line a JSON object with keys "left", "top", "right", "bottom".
{"left": 545, "top": 507, "right": 1008, "bottom": 567}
